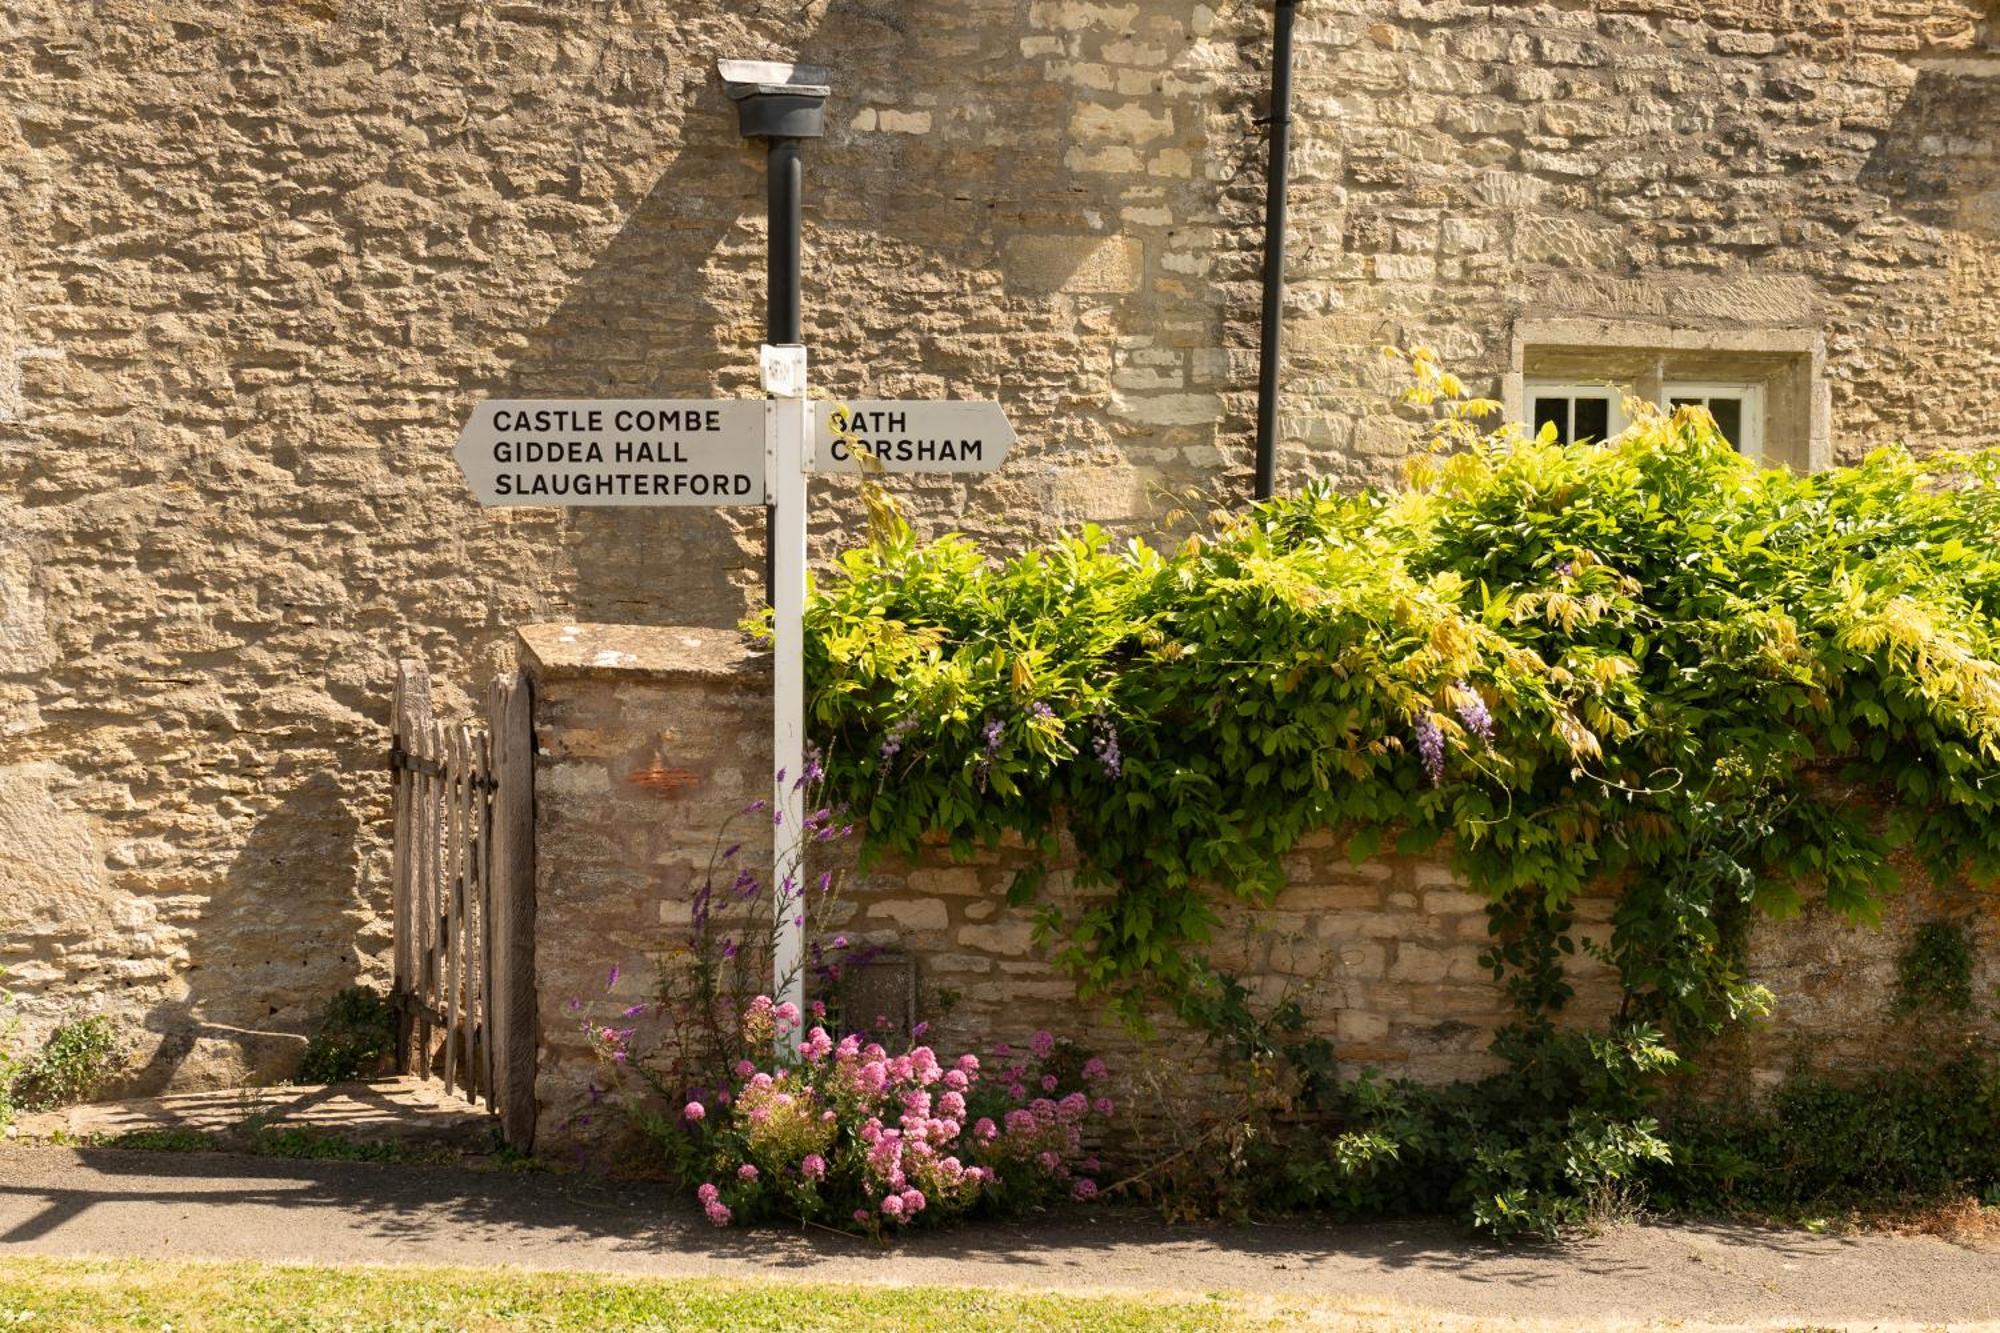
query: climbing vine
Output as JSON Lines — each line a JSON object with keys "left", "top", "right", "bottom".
{"left": 802, "top": 352, "right": 2000, "bottom": 1048}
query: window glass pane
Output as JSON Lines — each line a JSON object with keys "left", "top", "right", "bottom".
{"left": 1573, "top": 397, "right": 1610, "bottom": 442}
{"left": 1669, "top": 396, "right": 1700, "bottom": 409}
{"left": 1533, "top": 397, "right": 1568, "bottom": 443}
{"left": 1709, "top": 397, "right": 1743, "bottom": 445}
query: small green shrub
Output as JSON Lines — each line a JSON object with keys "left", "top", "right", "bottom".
{"left": 0, "top": 968, "right": 20, "bottom": 1126}
{"left": 1661, "top": 1048, "right": 2000, "bottom": 1215}
{"left": 1894, "top": 921, "right": 1978, "bottom": 1014}
{"left": 12, "top": 1015, "right": 118, "bottom": 1113}
{"left": 297, "top": 986, "right": 396, "bottom": 1084}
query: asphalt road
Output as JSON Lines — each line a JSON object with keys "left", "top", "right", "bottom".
{"left": 0, "top": 1146, "right": 1995, "bottom": 1328}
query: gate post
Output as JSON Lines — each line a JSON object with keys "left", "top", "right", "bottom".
{"left": 487, "top": 670, "right": 538, "bottom": 1149}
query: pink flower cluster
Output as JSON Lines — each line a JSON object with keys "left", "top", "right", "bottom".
{"left": 680, "top": 1003, "right": 1111, "bottom": 1236}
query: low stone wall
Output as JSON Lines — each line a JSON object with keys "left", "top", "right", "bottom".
{"left": 523, "top": 623, "right": 1999, "bottom": 1155}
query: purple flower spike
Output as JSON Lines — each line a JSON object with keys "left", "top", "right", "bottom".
{"left": 1455, "top": 684, "right": 1495, "bottom": 746}
{"left": 1415, "top": 713, "right": 1445, "bottom": 786}
{"left": 1092, "top": 716, "right": 1122, "bottom": 779}
{"left": 606, "top": 964, "right": 621, "bottom": 990}
{"left": 983, "top": 718, "right": 1005, "bottom": 753}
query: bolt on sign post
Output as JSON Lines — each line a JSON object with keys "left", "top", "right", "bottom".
{"left": 453, "top": 59, "right": 1015, "bottom": 1049}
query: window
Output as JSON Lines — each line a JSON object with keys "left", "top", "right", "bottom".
{"left": 1525, "top": 382, "right": 1629, "bottom": 445}
{"left": 1525, "top": 379, "right": 1767, "bottom": 456}
{"left": 1508, "top": 321, "right": 1828, "bottom": 472}
{"left": 1664, "top": 382, "right": 1764, "bottom": 461}
{"left": 1527, "top": 385, "right": 1625, "bottom": 445}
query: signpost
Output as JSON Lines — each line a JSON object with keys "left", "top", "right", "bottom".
{"left": 450, "top": 60, "right": 1016, "bottom": 1038}
{"left": 812, "top": 401, "right": 1015, "bottom": 474}
{"left": 454, "top": 400, "right": 768, "bottom": 506}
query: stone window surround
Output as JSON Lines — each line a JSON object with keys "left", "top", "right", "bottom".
{"left": 1502, "top": 320, "right": 1829, "bottom": 472}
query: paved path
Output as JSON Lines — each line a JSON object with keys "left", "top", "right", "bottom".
{"left": 9, "top": 1077, "right": 494, "bottom": 1149}
{"left": 0, "top": 1146, "right": 1995, "bottom": 1328}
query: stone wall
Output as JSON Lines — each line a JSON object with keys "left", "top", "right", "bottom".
{"left": 2, "top": 1, "right": 1995, "bottom": 1089}
{"left": 528, "top": 624, "right": 2000, "bottom": 1153}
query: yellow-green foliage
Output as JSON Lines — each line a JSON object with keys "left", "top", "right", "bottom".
{"left": 805, "top": 355, "right": 2000, "bottom": 1038}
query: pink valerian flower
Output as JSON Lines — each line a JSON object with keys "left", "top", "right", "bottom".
{"left": 880, "top": 1193, "right": 905, "bottom": 1218}
{"left": 801, "top": 1154, "right": 826, "bottom": 1181}
{"left": 943, "top": 1069, "right": 969, "bottom": 1091}
{"left": 1030, "top": 1030, "right": 1055, "bottom": 1059}
{"left": 734, "top": 1060, "right": 755, "bottom": 1079}
{"left": 1093, "top": 1097, "right": 1115, "bottom": 1118}
{"left": 704, "top": 1199, "right": 732, "bottom": 1226}
{"left": 683, "top": 1101, "right": 705, "bottom": 1122}
{"left": 1041, "top": 1074, "right": 1058, "bottom": 1093}
{"left": 738, "top": 1163, "right": 759, "bottom": 1182}
{"left": 1058, "top": 1092, "right": 1088, "bottom": 1121}
{"left": 697, "top": 1182, "right": 719, "bottom": 1203}
{"left": 1073, "top": 1178, "right": 1099, "bottom": 1201}
{"left": 974, "top": 1117, "right": 998, "bottom": 1140}
{"left": 1081, "top": 1057, "right": 1107, "bottom": 1081}
{"left": 938, "top": 1090, "right": 967, "bottom": 1119}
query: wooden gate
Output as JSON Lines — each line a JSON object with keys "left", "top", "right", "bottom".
{"left": 389, "top": 660, "right": 537, "bottom": 1148}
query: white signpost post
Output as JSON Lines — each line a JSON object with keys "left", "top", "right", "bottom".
{"left": 452, "top": 58, "right": 1017, "bottom": 1042}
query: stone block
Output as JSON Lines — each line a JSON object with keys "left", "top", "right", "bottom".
{"left": 1005, "top": 235, "right": 1146, "bottom": 292}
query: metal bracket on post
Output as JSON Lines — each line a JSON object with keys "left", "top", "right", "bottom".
{"left": 719, "top": 60, "right": 831, "bottom": 140}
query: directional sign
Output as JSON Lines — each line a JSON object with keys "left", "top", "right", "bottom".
{"left": 455, "top": 399, "right": 767, "bottom": 507}
{"left": 813, "top": 400, "right": 1014, "bottom": 474}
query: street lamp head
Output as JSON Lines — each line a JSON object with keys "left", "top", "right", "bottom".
{"left": 718, "top": 59, "right": 831, "bottom": 140}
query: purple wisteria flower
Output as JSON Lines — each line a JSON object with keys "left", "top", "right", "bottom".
{"left": 983, "top": 718, "right": 1005, "bottom": 753}
{"left": 881, "top": 717, "right": 916, "bottom": 760}
{"left": 1027, "top": 700, "right": 1055, "bottom": 722}
{"left": 1455, "top": 684, "right": 1495, "bottom": 746}
{"left": 1415, "top": 712, "right": 1445, "bottom": 786}
{"left": 1091, "top": 716, "right": 1122, "bottom": 779}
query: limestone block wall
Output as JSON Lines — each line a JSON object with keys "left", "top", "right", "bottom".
{"left": 529, "top": 624, "right": 2000, "bottom": 1153}
{"left": 2, "top": 0, "right": 1995, "bottom": 1091}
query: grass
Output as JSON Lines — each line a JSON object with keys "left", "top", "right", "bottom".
{"left": 0, "top": 1257, "right": 1328, "bottom": 1332}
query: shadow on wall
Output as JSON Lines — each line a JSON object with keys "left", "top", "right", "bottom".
{"left": 123, "top": 773, "right": 374, "bottom": 1095}
{"left": 493, "top": 0, "right": 1155, "bottom": 628}
{"left": 1858, "top": 68, "right": 2000, "bottom": 238}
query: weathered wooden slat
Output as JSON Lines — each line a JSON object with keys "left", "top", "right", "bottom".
{"left": 394, "top": 661, "right": 434, "bottom": 1075}
{"left": 422, "top": 717, "right": 445, "bottom": 1079}
{"left": 454, "top": 721, "right": 476, "bottom": 1105}
{"left": 488, "top": 671, "right": 537, "bottom": 1149}
{"left": 441, "top": 725, "right": 464, "bottom": 1100}
{"left": 473, "top": 725, "right": 494, "bottom": 1108}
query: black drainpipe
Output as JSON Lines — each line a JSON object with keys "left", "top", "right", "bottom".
{"left": 1253, "top": 0, "right": 1299, "bottom": 502}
